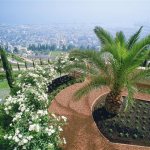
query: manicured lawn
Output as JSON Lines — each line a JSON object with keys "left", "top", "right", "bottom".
{"left": 0, "top": 80, "right": 9, "bottom": 89}
{"left": 93, "top": 97, "right": 150, "bottom": 147}
{"left": 0, "top": 80, "right": 10, "bottom": 101}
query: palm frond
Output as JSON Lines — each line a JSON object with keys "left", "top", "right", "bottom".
{"left": 94, "top": 26, "right": 114, "bottom": 46}
{"left": 101, "top": 44, "right": 121, "bottom": 62}
{"left": 124, "top": 36, "right": 150, "bottom": 70}
{"left": 69, "top": 49, "right": 109, "bottom": 75}
{"left": 74, "top": 75, "right": 107, "bottom": 100}
{"left": 115, "top": 31, "right": 126, "bottom": 47}
{"left": 126, "top": 52, "right": 149, "bottom": 77}
{"left": 125, "top": 82, "right": 137, "bottom": 111}
{"left": 63, "top": 61, "right": 99, "bottom": 76}
{"left": 127, "top": 26, "right": 143, "bottom": 49}
{"left": 131, "top": 68, "right": 150, "bottom": 83}
{"left": 131, "top": 35, "right": 150, "bottom": 53}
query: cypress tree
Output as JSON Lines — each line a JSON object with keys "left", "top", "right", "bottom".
{"left": 0, "top": 47, "right": 14, "bottom": 89}
{"left": 48, "top": 58, "right": 50, "bottom": 64}
{"left": 25, "top": 61, "right": 27, "bottom": 69}
{"left": 32, "top": 60, "right": 35, "bottom": 68}
{"left": 40, "top": 58, "right": 43, "bottom": 65}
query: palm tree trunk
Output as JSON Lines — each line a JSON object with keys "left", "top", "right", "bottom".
{"left": 105, "top": 90, "right": 123, "bottom": 114}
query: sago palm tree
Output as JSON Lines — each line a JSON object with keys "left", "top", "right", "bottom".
{"left": 65, "top": 27, "right": 150, "bottom": 114}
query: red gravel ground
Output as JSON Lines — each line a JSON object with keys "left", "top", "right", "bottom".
{"left": 48, "top": 82, "right": 150, "bottom": 150}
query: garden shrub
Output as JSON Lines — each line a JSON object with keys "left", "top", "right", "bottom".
{"left": 54, "top": 53, "right": 69, "bottom": 76}
{"left": 125, "top": 133, "right": 129, "bottom": 138}
{"left": 0, "top": 72, "right": 6, "bottom": 81}
{"left": 133, "top": 134, "right": 138, "bottom": 139}
{"left": 0, "top": 104, "right": 12, "bottom": 150}
{"left": 3, "top": 65, "right": 68, "bottom": 150}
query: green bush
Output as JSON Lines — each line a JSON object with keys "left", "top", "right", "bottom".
{"left": 119, "top": 132, "right": 124, "bottom": 137}
{"left": 108, "top": 128, "right": 113, "bottom": 133}
{"left": 3, "top": 65, "right": 67, "bottom": 150}
{"left": 143, "top": 110, "right": 147, "bottom": 114}
{"left": 125, "top": 133, "right": 129, "bottom": 138}
{"left": 0, "top": 126, "right": 7, "bottom": 150}
{"left": 133, "top": 134, "right": 138, "bottom": 139}
{"left": 0, "top": 104, "right": 12, "bottom": 150}
{"left": 0, "top": 72, "right": 6, "bottom": 81}
{"left": 137, "top": 110, "right": 140, "bottom": 113}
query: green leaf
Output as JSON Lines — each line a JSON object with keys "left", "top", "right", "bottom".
{"left": 94, "top": 26, "right": 114, "bottom": 46}
{"left": 127, "top": 26, "right": 143, "bottom": 49}
{"left": 74, "top": 75, "right": 107, "bottom": 100}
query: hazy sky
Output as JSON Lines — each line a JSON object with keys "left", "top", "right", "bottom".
{"left": 0, "top": 0, "right": 149, "bottom": 27}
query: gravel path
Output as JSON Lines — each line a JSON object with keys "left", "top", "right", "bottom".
{"left": 48, "top": 82, "right": 150, "bottom": 150}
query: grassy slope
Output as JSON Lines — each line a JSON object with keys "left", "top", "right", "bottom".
{"left": 0, "top": 80, "right": 9, "bottom": 89}
{"left": 8, "top": 53, "right": 25, "bottom": 63}
{"left": 0, "top": 80, "right": 10, "bottom": 101}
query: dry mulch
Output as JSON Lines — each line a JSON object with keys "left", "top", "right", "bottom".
{"left": 48, "top": 82, "right": 150, "bottom": 150}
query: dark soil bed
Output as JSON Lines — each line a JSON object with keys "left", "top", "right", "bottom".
{"left": 92, "top": 97, "right": 150, "bottom": 147}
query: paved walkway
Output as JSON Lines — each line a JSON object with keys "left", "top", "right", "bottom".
{"left": 48, "top": 82, "right": 150, "bottom": 150}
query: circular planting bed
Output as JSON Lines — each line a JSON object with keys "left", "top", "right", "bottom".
{"left": 92, "top": 95, "right": 150, "bottom": 147}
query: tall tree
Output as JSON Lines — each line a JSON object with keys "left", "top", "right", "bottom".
{"left": 17, "top": 62, "right": 20, "bottom": 71}
{"left": 25, "top": 61, "right": 28, "bottom": 69}
{"left": 65, "top": 27, "right": 150, "bottom": 114}
{"left": 0, "top": 47, "right": 14, "bottom": 89}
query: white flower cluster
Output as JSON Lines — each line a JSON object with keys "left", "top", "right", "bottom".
{"left": 55, "top": 53, "right": 69, "bottom": 62}
{"left": 4, "top": 128, "right": 33, "bottom": 148}
{"left": 54, "top": 53, "right": 70, "bottom": 73}
{"left": 37, "top": 109, "right": 48, "bottom": 116}
{"left": 15, "top": 64, "right": 57, "bottom": 91}
{"left": 4, "top": 86, "right": 49, "bottom": 115}
{"left": 12, "top": 112, "right": 23, "bottom": 122}
{"left": 61, "top": 116, "right": 67, "bottom": 122}
{"left": 3, "top": 64, "right": 67, "bottom": 149}
{"left": 29, "top": 124, "right": 41, "bottom": 132}
{"left": 52, "top": 113, "right": 67, "bottom": 122}
{"left": 45, "top": 126, "right": 55, "bottom": 136}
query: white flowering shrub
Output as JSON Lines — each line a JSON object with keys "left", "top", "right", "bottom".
{"left": 54, "top": 53, "right": 69, "bottom": 76}
{"left": 3, "top": 64, "right": 67, "bottom": 150}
